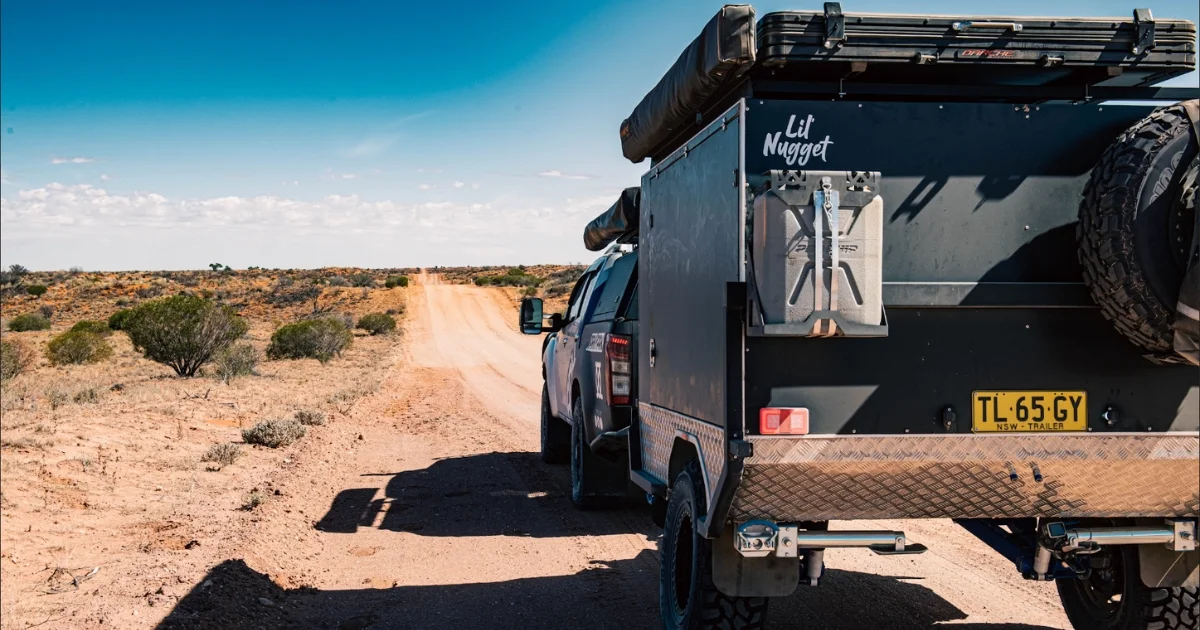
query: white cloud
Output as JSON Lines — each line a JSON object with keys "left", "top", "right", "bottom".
{"left": 0, "top": 169, "right": 10, "bottom": 185}
{"left": 341, "top": 174, "right": 357, "bottom": 180}
{"left": 417, "top": 184, "right": 433, "bottom": 191}
{"left": 99, "top": 174, "right": 111, "bottom": 181}
{"left": 452, "top": 181, "right": 465, "bottom": 189}
{"left": 537, "top": 169, "right": 592, "bottom": 180}
{"left": 471, "top": 183, "right": 480, "bottom": 189}
{"left": 50, "top": 157, "right": 96, "bottom": 165}
{"left": 415, "top": 168, "right": 443, "bottom": 174}
{"left": 343, "top": 135, "right": 399, "bottom": 158}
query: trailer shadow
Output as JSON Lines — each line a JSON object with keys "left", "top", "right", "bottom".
{"left": 314, "top": 451, "right": 644, "bottom": 538}
{"left": 156, "top": 554, "right": 1063, "bottom": 630}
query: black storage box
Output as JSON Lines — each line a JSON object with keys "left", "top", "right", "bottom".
{"left": 619, "top": 3, "right": 1197, "bottom": 164}
{"left": 758, "top": 6, "right": 1196, "bottom": 87}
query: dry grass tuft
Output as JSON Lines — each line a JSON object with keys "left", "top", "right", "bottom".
{"left": 294, "top": 409, "right": 326, "bottom": 426}
{"left": 241, "top": 419, "right": 306, "bottom": 448}
{"left": 200, "top": 442, "right": 243, "bottom": 469}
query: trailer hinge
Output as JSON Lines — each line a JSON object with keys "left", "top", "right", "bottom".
{"left": 1132, "top": 8, "right": 1156, "bottom": 55}
{"left": 729, "top": 439, "right": 754, "bottom": 461}
{"left": 823, "top": 2, "right": 846, "bottom": 50}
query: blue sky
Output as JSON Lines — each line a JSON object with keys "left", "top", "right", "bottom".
{"left": 2, "top": 0, "right": 1197, "bottom": 270}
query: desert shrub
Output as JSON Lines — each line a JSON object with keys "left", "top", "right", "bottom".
{"left": 266, "top": 285, "right": 321, "bottom": 306}
{"left": 356, "top": 313, "right": 396, "bottom": 336}
{"left": 46, "top": 330, "right": 113, "bottom": 365}
{"left": 385, "top": 275, "right": 409, "bottom": 288}
{"left": 349, "top": 273, "right": 375, "bottom": 288}
{"left": 211, "top": 342, "right": 259, "bottom": 383}
{"left": 522, "top": 286, "right": 539, "bottom": 297}
{"left": 242, "top": 490, "right": 266, "bottom": 510}
{"left": 107, "top": 308, "right": 135, "bottom": 331}
{"left": 70, "top": 320, "right": 111, "bottom": 336}
{"left": 135, "top": 285, "right": 162, "bottom": 299}
{"left": 69, "top": 266, "right": 84, "bottom": 275}
{"left": 242, "top": 419, "right": 306, "bottom": 448}
{"left": 8, "top": 313, "right": 51, "bottom": 332}
{"left": 37, "top": 305, "right": 54, "bottom": 319}
{"left": 327, "top": 276, "right": 349, "bottom": 287}
{"left": 1, "top": 338, "right": 35, "bottom": 381}
{"left": 72, "top": 387, "right": 100, "bottom": 404}
{"left": 123, "top": 294, "right": 248, "bottom": 377}
{"left": 294, "top": 409, "right": 326, "bottom": 426}
{"left": 26, "top": 285, "right": 48, "bottom": 297}
{"left": 6, "top": 264, "right": 29, "bottom": 283}
{"left": 266, "top": 318, "right": 352, "bottom": 363}
{"left": 201, "top": 442, "right": 242, "bottom": 468}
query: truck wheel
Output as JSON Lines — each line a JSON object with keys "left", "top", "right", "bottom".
{"left": 1078, "top": 101, "right": 1199, "bottom": 362}
{"left": 569, "top": 399, "right": 619, "bottom": 509}
{"left": 540, "top": 384, "right": 569, "bottom": 464}
{"left": 1057, "top": 543, "right": 1199, "bottom": 630}
{"left": 660, "top": 461, "right": 767, "bottom": 630}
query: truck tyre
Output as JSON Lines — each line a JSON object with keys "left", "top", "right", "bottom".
{"left": 1056, "top": 542, "right": 1199, "bottom": 630}
{"left": 540, "top": 384, "right": 569, "bottom": 464}
{"left": 660, "top": 461, "right": 767, "bottom": 630}
{"left": 569, "top": 398, "right": 621, "bottom": 509}
{"left": 1078, "top": 102, "right": 1199, "bottom": 362}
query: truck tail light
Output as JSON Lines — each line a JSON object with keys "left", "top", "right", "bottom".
{"left": 759, "top": 408, "right": 810, "bottom": 435}
{"left": 606, "top": 334, "right": 632, "bottom": 406}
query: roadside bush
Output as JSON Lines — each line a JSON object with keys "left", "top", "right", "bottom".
{"left": 107, "top": 308, "right": 135, "bottom": 331}
{"left": 8, "top": 313, "right": 51, "bottom": 332}
{"left": 123, "top": 294, "right": 248, "bottom": 377}
{"left": 211, "top": 342, "right": 259, "bottom": 383}
{"left": 201, "top": 443, "right": 242, "bottom": 468}
{"left": 242, "top": 419, "right": 306, "bottom": 448}
{"left": 1, "top": 338, "right": 35, "bottom": 381}
{"left": 294, "top": 409, "right": 326, "bottom": 426}
{"left": 26, "top": 285, "right": 48, "bottom": 297}
{"left": 349, "top": 273, "right": 375, "bottom": 288}
{"left": 385, "top": 275, "right": 409, "bottom": 288}
{"left": 327, "top": 276, "right": 350, "bottom": 287}
{"left": 267, "top": 318, "right": 352, "bottom": 363}
{"left": 70, "top": 320, "right": 112, "bottom": 336}
{"left": 45, "top": 330, "right": 113, "bottom": 365}
{"left": 355, "top": 312, "right": 396, "bottom": 336}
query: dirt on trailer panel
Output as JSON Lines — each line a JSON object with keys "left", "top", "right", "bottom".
{"left": 3, "top": 272, "right": 1072, "bottom": 629}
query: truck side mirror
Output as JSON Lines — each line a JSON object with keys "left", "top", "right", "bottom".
{"left": 519, "top": 298, "right": 544, "bottom": 335}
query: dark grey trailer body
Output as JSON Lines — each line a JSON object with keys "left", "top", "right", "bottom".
{"left": 631, "top": 97, "right": 1199, "bottom": 536}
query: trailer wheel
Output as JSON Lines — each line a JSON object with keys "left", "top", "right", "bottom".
{"left": 660, "top": 461, "right": 767, "bottom": 630}
{"left": 1057, "top": 542, "right": 1199, "bottom": 630}
{"left": 1078, "top": 102, "right": 1199, "bottom": 362}
{"left": 540, "top": 384, "right": 569, "bottom": 464}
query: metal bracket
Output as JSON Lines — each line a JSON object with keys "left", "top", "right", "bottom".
{"left": 728, "top": 439, "right": 754, "bottom": 461}
{"left": 734, "top": 520, "right": 779, "bottom": 558}
{"left": 822, "top": 2, "right": 845, "bottom": 50}
{"left": 1133, "top": 8, "right": 1156, "bottom": 55}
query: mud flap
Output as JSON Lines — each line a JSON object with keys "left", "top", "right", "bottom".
{"left": 1139, "top": 546, "right": 1200, "bottom": 588}
{"left": 711, "top": 524, "right": 800, "bottom": 597}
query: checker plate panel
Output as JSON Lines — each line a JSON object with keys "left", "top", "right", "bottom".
{"left": 733, "top": 434, "right": 1200, "bottom": 521}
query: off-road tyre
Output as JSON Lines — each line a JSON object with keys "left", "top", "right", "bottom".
{"left": 1078, "top": 103, "right": 1199, "bottom": 363}
{"left": 568, "top": 398, "right": 622, "bottom": 509}
{"left": 540, "top": 384, "right": 569, "bottom": 464}
{"left": 660, "top": 461, "right": 768, "bottom": 630}
{"left": 1057, "top": 539, "right": 1199, "bottom": 630}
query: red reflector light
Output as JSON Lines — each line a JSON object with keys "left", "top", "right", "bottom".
{"left": 759, "top": 408, "right": 810, "bottom": 435}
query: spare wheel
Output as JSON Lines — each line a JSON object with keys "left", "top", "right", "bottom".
{"left": 1077, "top": 101, "right": 1199, "bottom": 363}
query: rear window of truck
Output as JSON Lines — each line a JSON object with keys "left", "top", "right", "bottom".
{"left": 591, "top": 252, "right": 637, "bottom": 320}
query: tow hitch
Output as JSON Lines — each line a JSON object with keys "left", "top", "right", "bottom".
{"left": 1030, "top": 519, "right": 1197, "bottom": 580}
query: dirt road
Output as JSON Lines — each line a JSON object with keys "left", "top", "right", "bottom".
{"left": 163, "top": 274, "right": 1073, "bottom": 629}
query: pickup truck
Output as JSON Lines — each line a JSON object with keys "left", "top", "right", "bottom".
{"left": 524, "top": 242, "right": 639, "bottom": 507}
{"left": 522, "top": 5, "right": 1199, "bottom": 630}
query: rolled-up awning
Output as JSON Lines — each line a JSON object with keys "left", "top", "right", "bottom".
{"left": 583, "top": 187, "right": 640, "bottom": 252}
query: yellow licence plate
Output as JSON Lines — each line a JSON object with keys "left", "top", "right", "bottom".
{"left": 972, "top": 391, "right": 1087, "bottom": 432}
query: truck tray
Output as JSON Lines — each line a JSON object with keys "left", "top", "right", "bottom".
{"left": 757, "top": 7, "right": 1196, "bottom": 87}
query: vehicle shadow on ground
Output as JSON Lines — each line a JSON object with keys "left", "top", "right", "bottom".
{"left": 313, "top": 451, "right": 642, "bottom": 538}
{"left": 156, "top": 554, "right": 1062, "bottom": 630}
